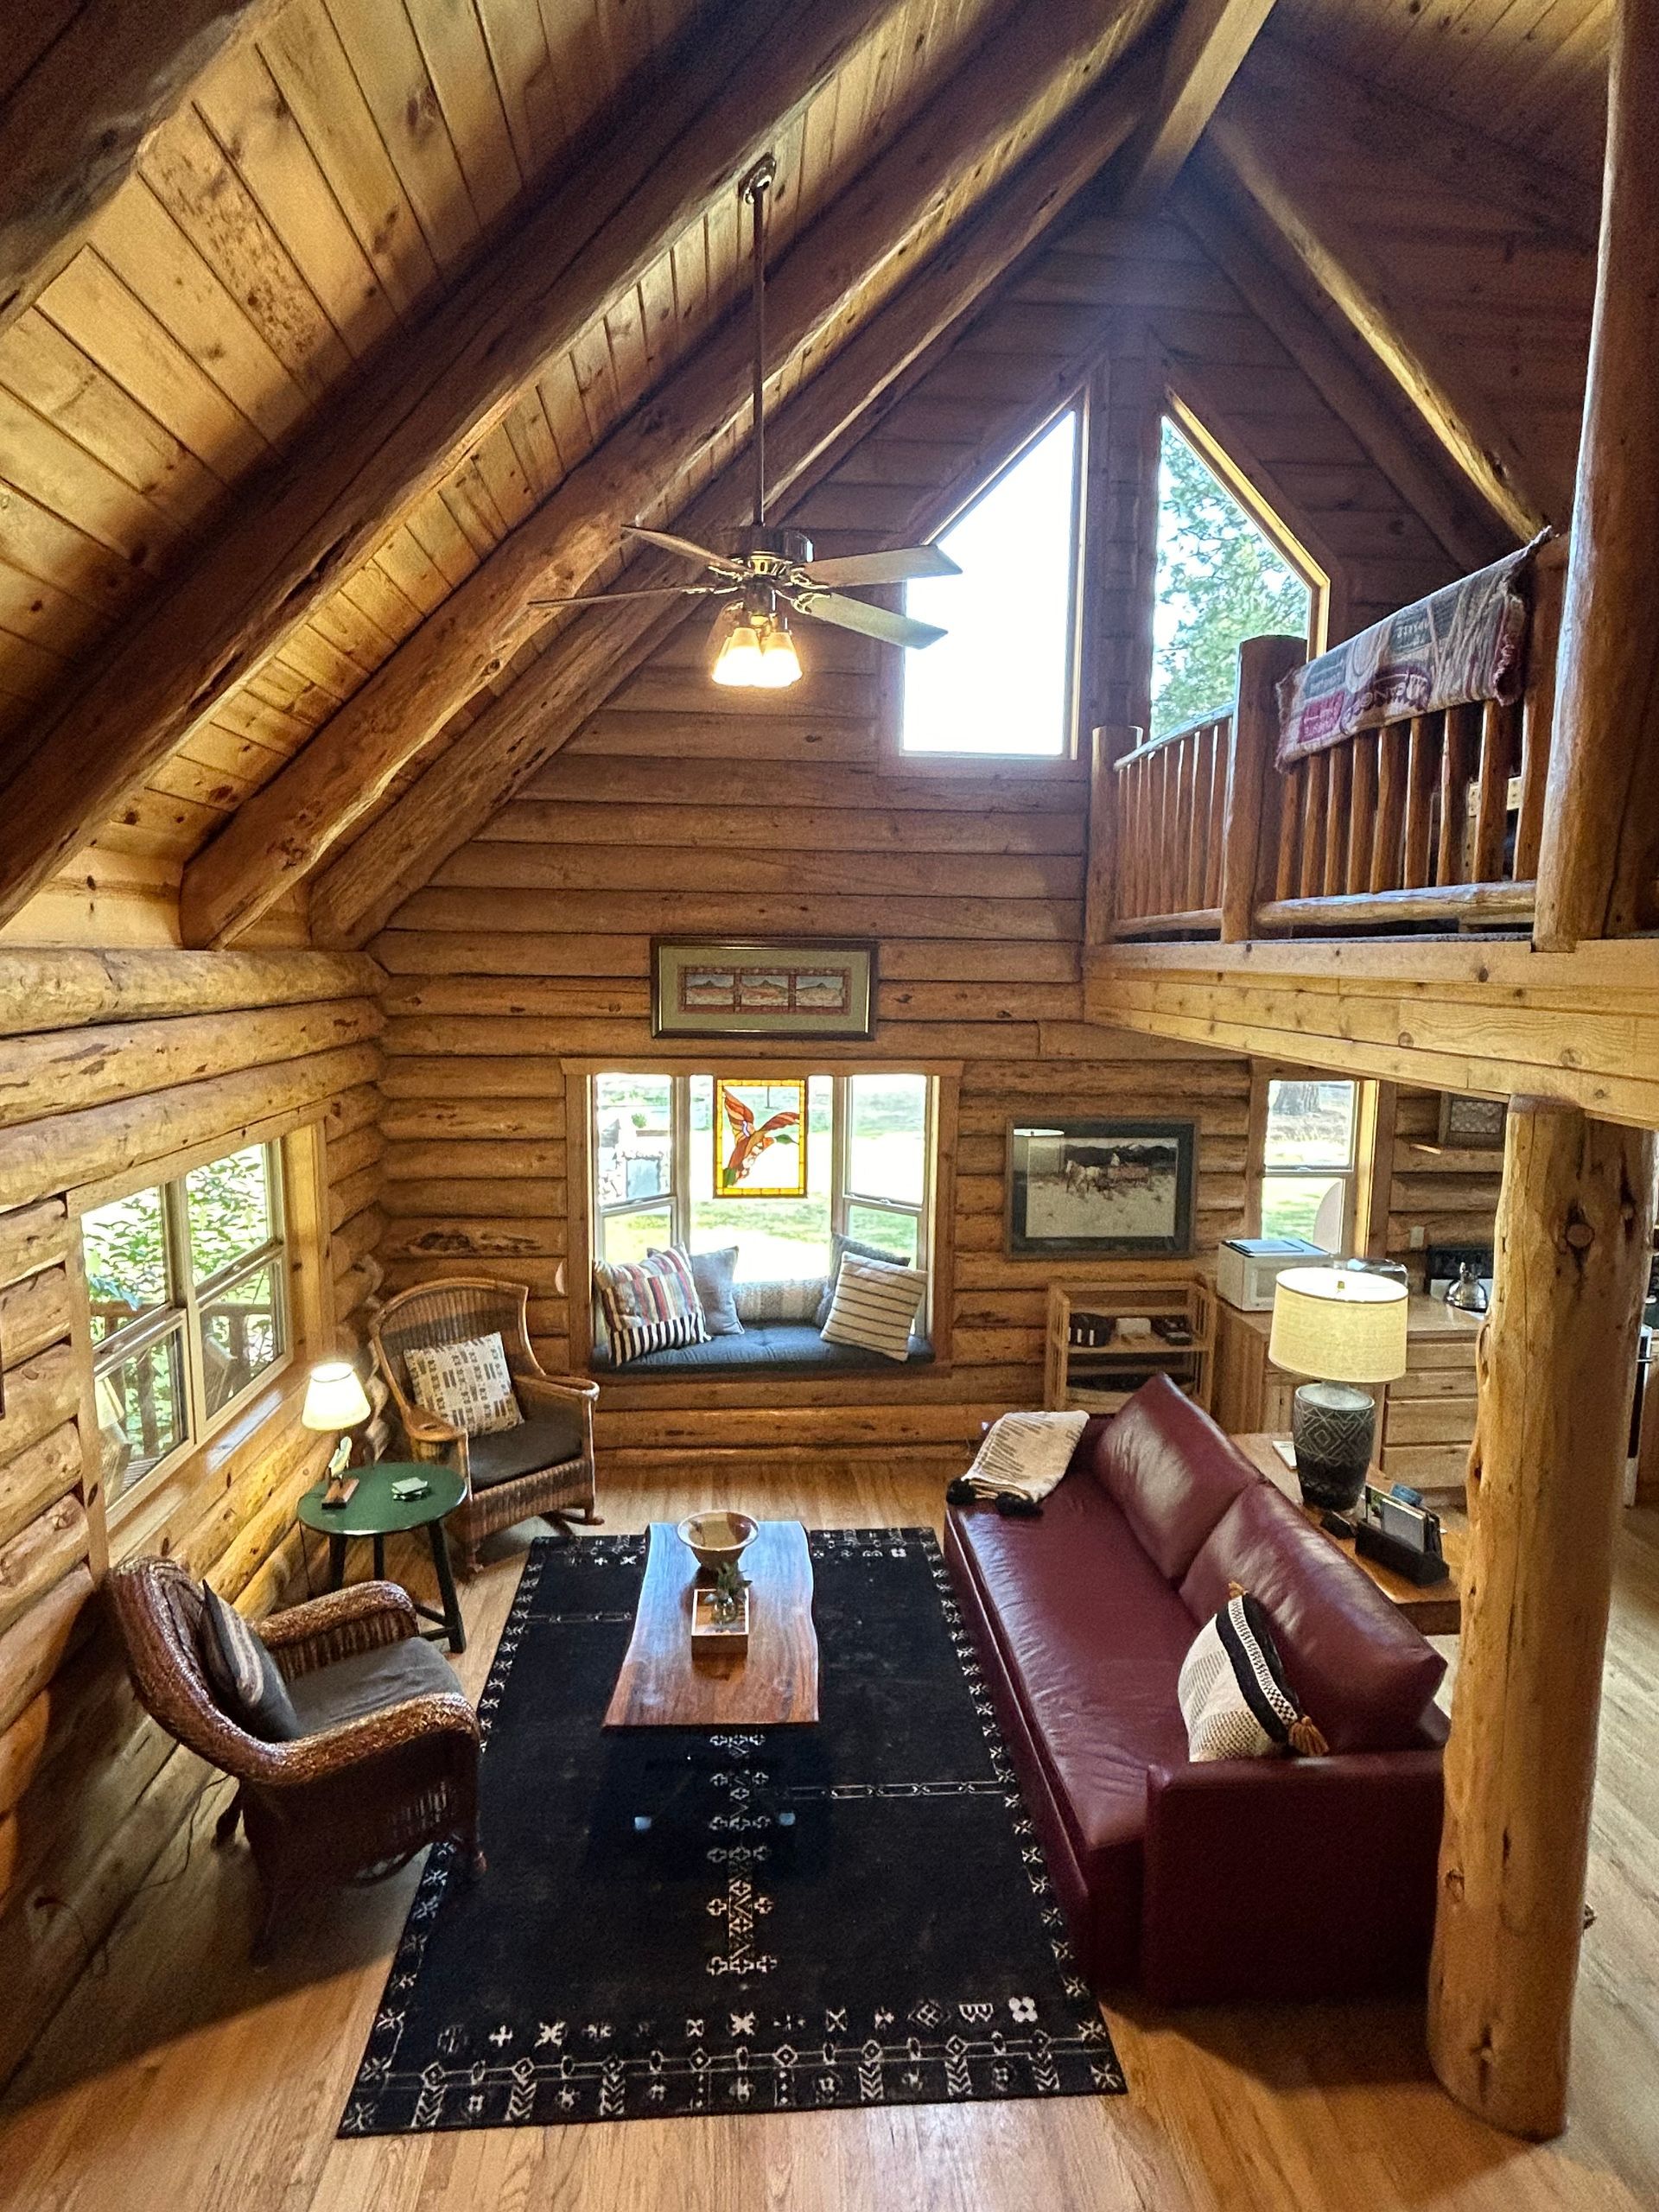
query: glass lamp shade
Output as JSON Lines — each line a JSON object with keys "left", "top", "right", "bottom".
{"left": 711, "top": 620, "right": 765, "bottom": 686}
{"left": 302, "top": 1360, "right": 372, "bottom": 1433}
{"left": 1268, "top": 1265, "right": 1409, "bottom": 1384}
{"left": 754, "top": 626, "right": 803, "bottom": 688}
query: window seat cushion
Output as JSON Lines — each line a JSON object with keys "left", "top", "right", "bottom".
{"left": 591, "top": 1320, "right": 934, "bottom": 1377}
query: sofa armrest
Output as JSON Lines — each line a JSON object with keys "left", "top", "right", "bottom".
{"left": 1141, "top": 1749, "right": 1444, "bottom": 2005}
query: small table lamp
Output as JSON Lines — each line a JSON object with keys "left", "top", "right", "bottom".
{"left": 1269, "top": 1265, "right": 1409, "bottom": 1509}
{"left": 302, "top": 1360, "right": 372, "bottom": 1477}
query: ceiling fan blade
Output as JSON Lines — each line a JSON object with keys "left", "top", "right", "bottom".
{"left": 796, "top": 544, "right": 960, "bottom": 588}
{"left": 621, "top": 524, "right": 746, "bottom": 575}
{"left": 792, "top": 589, "right": 946, "bottom": 651}
{"left": 528, "top": 583, "right": 734, "bottom": 608}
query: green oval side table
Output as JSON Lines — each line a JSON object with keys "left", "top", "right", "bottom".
{"left": 297, "top": 1460, "right": 468, "bottom": 1653}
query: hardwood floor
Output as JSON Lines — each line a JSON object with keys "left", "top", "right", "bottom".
{"left": 3, "top": 1469, "right": 1656, "bottom": 2212}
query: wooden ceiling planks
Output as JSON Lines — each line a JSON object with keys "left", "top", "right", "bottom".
{"left": 0, "top": 0, "right": 1015, "bottom": 943}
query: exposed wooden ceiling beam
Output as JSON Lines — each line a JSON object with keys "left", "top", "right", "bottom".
{"left": 1173, "top": 173, "right": 1509, "bottom": 575}
{"left": 1204, "top": 105, "right": 1554, "bottom": 540}
{"left": 308, "top": 60, "right": 1160, "bottom": 950}
{"left": 181, "top": 4, "right": 1159, "bottom": 947}
{"left": 0, "top": 0, "right": 281, "bottom": 335}
{"left": 0, "top": 0, "right": 898, "bottom": 931}
{"left": 1112, "top": 0, "right": 1278, "bottom": 217}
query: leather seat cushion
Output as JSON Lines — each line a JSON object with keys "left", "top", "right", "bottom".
{"left": 950, "top": 1476, "right": 1193, "bottom": 1891}
{"left": 287, "top": 1633, "right": 463, "bottom": 1733}
{"left": 467, "top": 1406, "right": 586, "bottom": 1486}
{"left": 1090, "top": 1374, "right": 1260, "bottom": 1581}
{"left": 1180, "top": 1482, "right": 1447, "bottom": 1753}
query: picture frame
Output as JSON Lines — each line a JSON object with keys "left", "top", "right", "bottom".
{"left": 1006, "top": 1118, "right": 1197, "bottom": 1257}
{"left": 652, "top": 938, "right": 876, "bottom": 1040}
{"left": 713, "top": 1078, "right": 809, "bottom": 1199}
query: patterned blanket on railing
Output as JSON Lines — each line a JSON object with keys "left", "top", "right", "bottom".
{"left": 1275, "top": 533, "right": 1550, "bottom": 766}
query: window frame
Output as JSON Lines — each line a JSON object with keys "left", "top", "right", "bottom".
{"left": 1247, "top": 1066, "right": 1379, "bottom": 1255}
{"left": 583, "top": 1067, "right": 946, "bottom": 1355}
{"left": 887, "top": 396, "right": 1088, "bottom": 772}
{"left": 82, "top": 1139, "right": 293, "bottom": 1521}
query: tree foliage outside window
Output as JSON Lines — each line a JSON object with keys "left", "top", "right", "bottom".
{"left": 1151, "top": 416, "right": 1311, "bottom": 739}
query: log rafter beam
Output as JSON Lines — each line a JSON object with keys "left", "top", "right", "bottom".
{"left": 1172, "top": 173, "right": 1508, "bottom": 575}
{"left": 1111, "top": 0, "right": 1278, "bottom": 217}
{"left": 0, "top": 0, "right": 282, "bottom": 335}
{"left": 0, "top": 0, "right": 900, "bottom": 929}
{"left": 181, "top": 0, "right": 1159, "bottom": 946}
{"left": 307, "top": 54, "right": 1162, "bottom": 949}
{"left": 1203, "top": 104, "right": 1554, "bottom": 540}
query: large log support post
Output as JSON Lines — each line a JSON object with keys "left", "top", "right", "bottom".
{"left": 1221, "top": 633, "right": 1303, "bottom": 941}
{"left": 1535, "top": 0, "right": 1659, "bottom": 950}
{"left": 1427, "top": 1099, "right": 1656, "bottom": 2139}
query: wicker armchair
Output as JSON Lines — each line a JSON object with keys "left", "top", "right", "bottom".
{"left": 105, "top": 1558, "right": 480, "bottom": 1955}
{"left": 370, "top": 1276, "right": 600, "bottom": 1575}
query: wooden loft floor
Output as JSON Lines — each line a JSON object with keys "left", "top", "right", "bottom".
{"left": 3, "top": 1471, "right": 1656, "bottom": 2212}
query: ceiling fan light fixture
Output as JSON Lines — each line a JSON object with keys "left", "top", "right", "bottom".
{"left": 754, "top": 622, "right": 803, "bottom": 689}
{"left": 712, "top": 618, "right": 765, "bottom": 687}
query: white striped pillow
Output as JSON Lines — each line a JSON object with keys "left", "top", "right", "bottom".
{"left": 820, "top": 1252, "right": 926, "bottom": 1363}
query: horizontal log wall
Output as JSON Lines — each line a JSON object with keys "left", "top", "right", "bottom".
{"left": 1388, "top": 1084, "right": 1504, "bottom": 1281}
{"left": 0, "top": 945, "right": 383, "bottom": 2086}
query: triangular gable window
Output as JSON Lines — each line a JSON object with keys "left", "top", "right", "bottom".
{"left": 900, "top": 409, "right": 1079, "bottom": 756}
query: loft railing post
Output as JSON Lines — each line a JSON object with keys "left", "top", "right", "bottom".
{"left": 1221, "top": 633, "right": 1304, "bottom": 941}
{"left": 1535, "top": 0, "right": 1659, "bottom": 950}
{"left": 1085, "top": 723, "right": 1139, "bottom": 944}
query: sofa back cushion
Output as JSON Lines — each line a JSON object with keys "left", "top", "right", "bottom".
{"left": 1090, "top": 1375, "right": 1258, "bottom": 1581}
{"left": 1179, "top": 1482, "right": 1446, "bottom": 1753}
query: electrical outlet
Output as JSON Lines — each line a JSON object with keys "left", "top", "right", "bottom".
{"left": 1408, "top": 1224, "right": 1426, "bottom": 1250}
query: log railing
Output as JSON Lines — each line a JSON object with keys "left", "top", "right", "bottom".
{"left": 1103, "top": 709, "right": 1232, "bottom": 937}
{"left": 1090, "top": 537, "right": 1567, "bottom": 944}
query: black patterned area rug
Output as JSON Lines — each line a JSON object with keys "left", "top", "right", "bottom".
{"left": 341, "top": 1527, "right": 1124, "bottom": 2133}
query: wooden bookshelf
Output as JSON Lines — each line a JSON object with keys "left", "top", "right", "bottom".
{"left": 1042, "top": 1275, "right": 1216, "bottom": 1415}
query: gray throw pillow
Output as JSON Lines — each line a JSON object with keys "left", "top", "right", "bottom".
{"left": 814, "top": 1232, "right": 912, "bottom": 1330}
{"left": 199, "top": 1585, "right": 301, "bottom": 1742}
{"left": 683, "top": 1245, "right": 743, "bottom": 1337}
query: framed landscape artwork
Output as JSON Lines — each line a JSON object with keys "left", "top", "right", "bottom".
{"left": 714, "top": 1078, "right": 809, "bottom": 1199}
{"left": 652, "top": 938, "right": 876, "bottom": 1040}
{"left": 1006, "top": 1118, "right": 1197, "bottom": 1256}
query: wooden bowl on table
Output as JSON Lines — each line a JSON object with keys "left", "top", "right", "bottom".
{"left": 676, "top": 1510, "right": 758, "bottom": 1574}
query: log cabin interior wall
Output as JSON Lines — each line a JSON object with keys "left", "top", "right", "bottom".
{"left": 0, "top": 931, "right": 385, "bottom": 2082}
{"left": 368, "top": 190, "right": 1485, "bottom": 1481}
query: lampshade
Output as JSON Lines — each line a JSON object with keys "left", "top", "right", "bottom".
{"left": 302, "top": 1360, "right": 372, "bottom": 1432}
{"left": 754, "top": 625, "right": 802, "bottom": 688}
{"left": 712, "top": 619, "right": 764, "bottom": 686}
{"left": 1269, "top": 1266, "right": 1408, "bottom": 1385}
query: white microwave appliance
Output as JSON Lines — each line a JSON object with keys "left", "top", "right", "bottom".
{"left": 1217, "top": 1235, "right": 1327, "bottom": 1312}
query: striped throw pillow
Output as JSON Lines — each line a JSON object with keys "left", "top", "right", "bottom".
{"left": 820, "top": 1252, "right": 926, "bottom": 1363}
{"left": 1178, "top": 1587, "right": 1328, "bottom": 1762}
{"left": 594, "top": 1248, "right": 709, "bottom": 1366}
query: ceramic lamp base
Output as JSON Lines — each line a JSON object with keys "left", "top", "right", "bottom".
{"left": 1291, "top": 1381, "right": 1376, "bottom": 1510}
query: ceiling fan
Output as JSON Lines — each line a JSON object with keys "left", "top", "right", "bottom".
{"left": 529, "top": 155, "right": 959, "bottom": 690}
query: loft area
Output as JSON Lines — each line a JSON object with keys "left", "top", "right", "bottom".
{"left": 0, "top": 1, "right": 1654, "bottom": 2207}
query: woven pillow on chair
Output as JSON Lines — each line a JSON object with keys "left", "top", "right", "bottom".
{"left": 405, "top": 1331, "right": 523, "bottom": 1435}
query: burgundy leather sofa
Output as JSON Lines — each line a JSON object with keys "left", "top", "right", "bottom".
{"left": 945, "top": 1374, "right": 1448, "bottom": 2005}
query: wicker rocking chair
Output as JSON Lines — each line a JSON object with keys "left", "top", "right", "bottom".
{"left": 106, "top": 1559, "right": 481, "bottom": 1955}
{"left": 371, "top": 1276, "right": 601, "bottom": 1575}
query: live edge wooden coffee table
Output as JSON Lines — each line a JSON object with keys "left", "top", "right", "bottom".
{"left": 604, "top": 1519, "right": 820, "bottom": 1729}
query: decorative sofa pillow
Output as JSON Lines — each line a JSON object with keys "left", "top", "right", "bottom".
{"left": 199, "top": 1584, "right": 300, "bottom": 1742}
{"left": 820, "top": 1252, "right": 926, "bottom": 1362}
{"left": 737, "top": 1277, "right": 825, "bottom": 1326}
{"left": 957, "top": 1409, "right": 1090, "bottom": 1502}
{"left": 1179, "top": 1585, "right": 1327, "bottom": 1762}
{"left": 651, "top": 1243, "right": 742, "bottom": 1337}
{"left": 814, "top": 1232, "right": 910, "bottom": 1329}
{"left": 593, "top": 1249, "right": 709, "bottom": 1367}
{"left": 405, "top": 1331, "right": 524, "bottom": 1435}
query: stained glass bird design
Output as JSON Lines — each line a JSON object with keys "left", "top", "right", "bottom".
{"left": 721, "top": 1092, "right": 800, "bottom": 1187}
